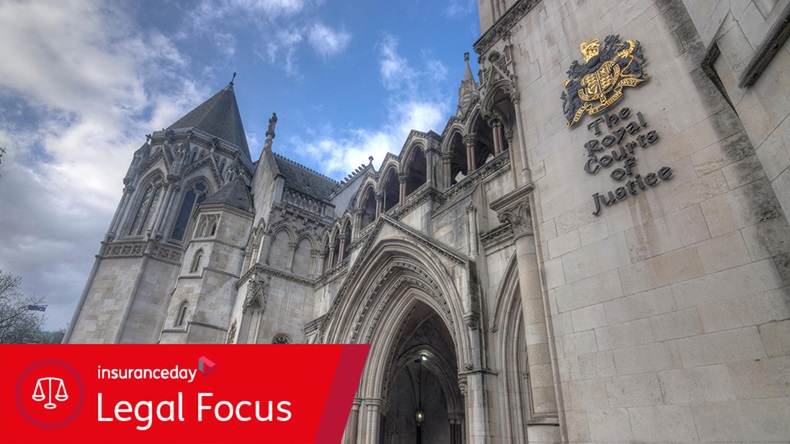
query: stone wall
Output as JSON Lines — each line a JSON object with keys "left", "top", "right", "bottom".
{"left": 488, "top": 0, "right": 790, "bottom": 441}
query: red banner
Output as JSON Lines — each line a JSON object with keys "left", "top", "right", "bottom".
{"left": 0, "top": 344, "right": 369, "bottom": 443}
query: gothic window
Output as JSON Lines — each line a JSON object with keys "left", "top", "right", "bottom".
{"left": 405, "top": 147, "right": 427, "bottom": 196}
{"left": 359, "top": 186, "right": 376, "bottom": 230}
{"left": 342, "top": 220, "right": 352, "bottom": 256}
{"left": 190, "top": 249, "right": 203, "bottom": 273}
{"left": 175, "top": 301, "right": 188, "bottom": 327}
{"left": 272, "top": 333, "right": 290, "bottom": 344}
{"left": 292, "top": 237, "right": 312, "bottom": 276}
{"left": 171, "top": 180, "right": 209, "bottom": 241}
{"left": 381, "top": 168, "right": 399, "bottom": 213}
{"left": 322, "top": 237, "right": 331, "bottom": 272}
{"left": 448, "top": 132, "right": 468, "bottom": 185}
{"left": 331, "top": 227, "right": 340, "bottom": 267}
{"left": 194, "top": 214, "right": 219, "bottom": 239}
{"left": 128, "top": 176, "right": 164, "bottom": 235}
{"left": 472, "top": 117, "right": 496, "bottom": 167}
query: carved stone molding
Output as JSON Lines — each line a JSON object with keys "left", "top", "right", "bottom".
{"left": 489, "top": 184, "right": 535, "bottom": 239}
{"left": 473, "top": 0, "right": 541, "bottom": 56}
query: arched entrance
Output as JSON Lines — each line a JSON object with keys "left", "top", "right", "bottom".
{"left": 321, "top": 239, "right": 475, "bottom": 443}
{"left": 382, "top": 301, "right": 464, "bottom": 444}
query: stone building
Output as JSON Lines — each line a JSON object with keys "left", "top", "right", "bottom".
{"left": 66, "top": 0, "right": 790, "bottom": 442}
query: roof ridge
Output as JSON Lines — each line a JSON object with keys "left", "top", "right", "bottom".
{"left": 273, "top": 152, "right": 338, "bottom": 183}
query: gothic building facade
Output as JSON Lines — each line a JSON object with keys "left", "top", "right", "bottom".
{"left": 66, "top": 0, "right": 790, "bottom": 442}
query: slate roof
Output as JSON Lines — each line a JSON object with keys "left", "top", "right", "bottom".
{"left": 201, "top": 177, "right": 253, "bottom": 213}
{"left": 168, "top": 84, "right": 251, "bottom": 160}
{"left": 273, "top": 153, "right": 338, "bottom": 200}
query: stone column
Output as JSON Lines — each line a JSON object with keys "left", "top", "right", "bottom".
{"left": 352, "top": 209, "right": 361, "bottom": 238}
{"left": 491, "top": 186, "right": 558, "bottom": 421}
{"left": 488, "top": 117, "right": 503, "bottom": 155}
{"left": 151, "top": 181, "right": 175, "bottom": 240}
{"left": 398, "top": 172, "right": 408, "bottom": 205}
{"left": 337, "top": 235, "right": 347, "bottom": 262}
{"left": 327, "top": 245, "right": 336, "bottom": 270}
{"left": 441, "top": 152, "right": 452, "bottom": 189}
{"left": 258, "top": 233, "right": 273, "bottom": 264}
{"left": 426, "top": 147, "right": 436, "bottom": 187}
{"left": 309, "top": 249, "right": 320, "bottom": 278}
{"left": 511, "top": 92, "right": 532, "bottom": 185}
{"left": 108, "top": 186, "right": 134, "bottom": 240}
{"left": 286, "top": 242, "right": 296, "bottom": 272}
{"left": 463, "top": 134, "right": 477, "bottom": 173}
{"left": 362, "top": 398, "right": 384, "bottom": 444}
{"left": 114, "top": 185, "right": 137, "bottom": 237}
{"left": 375, "top": 191, "right": 383, "bottom": 219}
{"left": 466, "top": 204, "right": 478, "bottom": 256}
{"left": 449, "top": 417, "right": 464, "bottom": 444}
{"left": 344, "top": 398, "right": 362, "bottom": 444}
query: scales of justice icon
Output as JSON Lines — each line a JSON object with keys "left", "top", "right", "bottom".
{"left": 32, "top": 377, "right": 68, "bottom": 409}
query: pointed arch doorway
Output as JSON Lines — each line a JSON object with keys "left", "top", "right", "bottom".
{"left": 381, "top": 301, "right": 464, "bottom": 444}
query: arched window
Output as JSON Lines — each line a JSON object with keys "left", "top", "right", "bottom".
{"left": 171, "top": 180, "right": 209, "bottom": 241}
{"left": 359, "top": 186, "right": 376, "bottom": 230}
{"left": 190, "top": 249, "right": 203, "bottom": 273}
{"left": 128, "top": 176, "right": 164, "bottom": 235}
{"left": 405, "top": 147, "right": 427, "bottom": 196}
{"left": 381, "top": 168, "right": 399, "bottom": 213}
{"left": 272, "top": 333, "right": 290, "bottom": 344}
{"left": 175, "top": 301, "right": 188, "bottom": 327}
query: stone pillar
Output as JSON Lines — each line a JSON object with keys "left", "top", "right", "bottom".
{"left": 511, "top": 92, "right": 532, "bottom": 185}
{"left": 441, "top": 152, "right": 452, "bottom": 189}
{"left": 107, "top": 186, "right": 134, "bottom": 240}
{"left": 491, "top": 185, "right": 559, "bottom": 422}
{"left": 488, "top": 117, "right": 504, "bottom": 155}
{"left": 466, "top": 204, "right": 478, "bottom": 256}
{"left": 327, "top": 245, "right": 336, "bottom": 270}
{"left": 398, "top": 172, "right": 408, "bottom": 205}
{"left": 309, "top": 249, "right": 320, "bottom": 278}
{"left": 344, "top": 398, "right": 362, "bottom": 444}
{"left": 449, "top": 417, "right": 464, "bottom": 444}
{"left": 352, "top": 209, "right": 361, "bottom": 238}
{"left": 362, "top": 398, "right": 384, "bottom": 444}
{"left": 258, "top": 233, "right": 273, "bottom": 264}
{"left": 114, "top": 185, "right": 137, "bottom": 237}
{"left": 337, "top": 235, "right": 347, "bottom": 262}
{"left": 151, "top": 181, "right": 175, "bottom": 240}
{"left": 426, "top": 147, "right": 436, "bottom": 187}
{"left": 463, "top": 134, "right": 477, "bottom": 173}
{"left": 286, "top": 242, "right": 296, "bottom": 272}
{"left": 375, "top": 191, "right": 383, "bottom": 219}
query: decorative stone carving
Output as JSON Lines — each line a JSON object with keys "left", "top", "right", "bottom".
{"left": 244, "top": 274, "right": 269, "bottom": 314}
{"left": 489, "top": 184, "right": 535, "bottom": 239}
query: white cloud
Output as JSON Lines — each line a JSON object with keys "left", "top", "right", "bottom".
{"left": 444, "top": 0, "right": 475, "bottom": 17}
{"left": 379, "top": 34, "right": 415, "bottom": 91}
{"left": 193, "top": 0, "right": 306, "bottom": 26}
{"left": 0, "top": 0, "right": 205, "bottom": 330}
{"left": 288, "top": 34, "right": 450, "bottom": 176}
{"left": 264, "top": 29, "right": 304, "bottom": 76}
{"left": 308, "top": 23, "right": 351, "bottom": 59}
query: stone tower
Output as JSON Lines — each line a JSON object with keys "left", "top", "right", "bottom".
{"left": 64, "top": 83, "right": 254, "bottom": 343}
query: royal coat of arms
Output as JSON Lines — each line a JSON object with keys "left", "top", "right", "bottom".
{"left": 561, "top": 35, "right": 648, "bottom": 128}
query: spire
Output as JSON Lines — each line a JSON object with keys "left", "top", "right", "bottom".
{"left": 167, "top": 83, "right": 251, "bottom": 160}
{"left": 463, "top": 52, "right": 474, "bottom": 83}
{"left": 457, "top": 52, "right": 479, "bottom": 117}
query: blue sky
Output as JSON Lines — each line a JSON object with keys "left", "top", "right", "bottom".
{"left": 0, "top": 0, "right": 481, "bottom": 330}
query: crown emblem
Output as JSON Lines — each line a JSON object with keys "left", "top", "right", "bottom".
{"left": 580, "top": 38, "right": 600, "bottom": 62}
{"left": 561, "top": 35, "right": 649, "bottom": 128}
